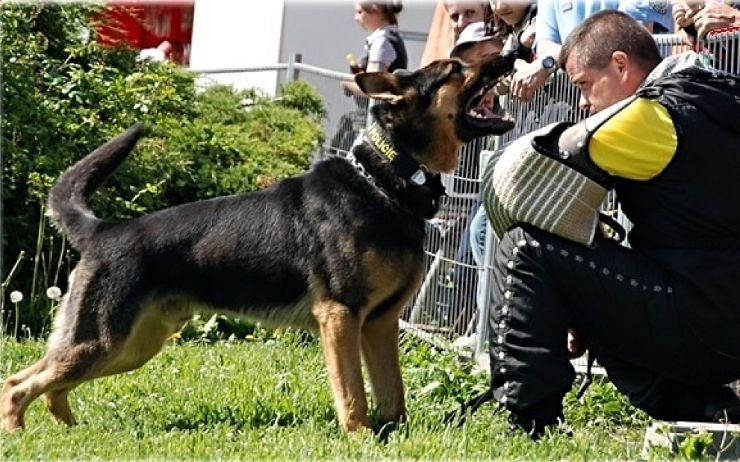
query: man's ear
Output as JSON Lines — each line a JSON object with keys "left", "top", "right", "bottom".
{"left": 355, "top": 72, "right": 405, "bottom": 104}
{"left": 612, "top": 50, "right": 629, "bottom": 74}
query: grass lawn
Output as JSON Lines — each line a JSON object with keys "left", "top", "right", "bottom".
{"left": 1, "top": 331, "right": 656, "bottom": 460}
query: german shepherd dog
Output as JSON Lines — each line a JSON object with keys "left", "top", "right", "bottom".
{"left": 2, "top": 54, "right": 515, "bottom": 433}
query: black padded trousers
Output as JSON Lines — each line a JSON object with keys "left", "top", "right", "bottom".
{"left": 489, "top": 225, "right": 740, "bottom": 437}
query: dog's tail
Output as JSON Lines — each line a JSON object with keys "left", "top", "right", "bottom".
{"left": 47, "top": 124, "right": 146, "bottom": 251}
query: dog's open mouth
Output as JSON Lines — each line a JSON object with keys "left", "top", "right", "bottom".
{"left": 464, "top": 77, "right": 515, "bottom": 134}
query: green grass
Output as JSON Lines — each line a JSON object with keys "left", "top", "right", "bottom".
{"left": 1, "top": 332, "right": 653, "bottom": 460}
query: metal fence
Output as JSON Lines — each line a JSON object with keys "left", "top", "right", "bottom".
{"left": 196, "top": 30, "right": 740, "bottom": 363}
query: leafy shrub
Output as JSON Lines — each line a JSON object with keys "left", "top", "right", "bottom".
{"left": 1, "top": 4, "right": 324, "bottom": 335}
{"left": 564, "top": 376, "right": 650, "bottom": 428}
{"left": 401, "top": 336, "right": 490, "bottom": 407}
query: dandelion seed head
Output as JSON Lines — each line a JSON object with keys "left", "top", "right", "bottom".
{"left": 9, "top": 291, "right": 23, "bottom": 303}
{"left": 46, "top": 286, "right": 63, "bottom": 300}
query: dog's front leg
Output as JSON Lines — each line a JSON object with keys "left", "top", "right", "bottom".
{"left": 361, "top": 309, "right": 405, "bottom": 425}
{"left": 312, "top": 300, "right": 370, "bottom": 432}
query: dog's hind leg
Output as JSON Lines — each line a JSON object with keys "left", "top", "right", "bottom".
{"left": 2, "top": 342, "right": 107, "bottom": 431}
{"left": 42, "top": 387, "right": 77, "bottom": 426}
{"left": 2, "top": 360, "right": 46, "bottom": 430}
{"left": 312, "top": 299, "right": 370, "bottom": 432}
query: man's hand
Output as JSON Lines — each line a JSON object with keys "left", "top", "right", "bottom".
{"left": 692, "top": 2, "right": 740, "bottom": 39}
{"left": 672, "top": 0, "right": 704, "bottom": 45}
{"left": 519, "top": 23, "right": 537, "bottom": 49}
{"left": 510, "top": 58, "right": 551, "bottom": 102}
{"left": 672, "top": 0, "right": 702, "bottom": 28}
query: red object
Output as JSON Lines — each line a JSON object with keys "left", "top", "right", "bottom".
{"left": 707, "top": 25, "right": 740, "bottom": 37}
{"left": 96, "top": 1, "right": 194, "bottom": 57}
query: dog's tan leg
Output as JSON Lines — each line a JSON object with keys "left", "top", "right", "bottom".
{"left": 42, "top": 387, "right": 77, "bottom": 426}
{"left": 2, "top": 360, "right": 47, "bottom": 431}
{"left": 312, "top": 299, "right": 370, "bottom": 432}
{"left": 361, "top": 310, "right": 405, "bottom": 424}
{"left": 2, "top": 343, "right": 105, "bottom": 431}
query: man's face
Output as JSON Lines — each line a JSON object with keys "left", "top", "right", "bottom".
{"left": 565, "top": 51, "right": 635, "bottom": 115}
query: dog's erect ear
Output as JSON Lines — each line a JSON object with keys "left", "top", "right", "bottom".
{"left": 355, "top": 72, "right": 405, "bottom": 104}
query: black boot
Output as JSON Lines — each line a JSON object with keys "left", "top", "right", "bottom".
{"left": 507, "top": 398, "right": 564, "bottom": 440}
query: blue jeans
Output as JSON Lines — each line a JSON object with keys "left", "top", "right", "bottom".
{"left": 469, "top": 203, "right": 488, "bottom": 268}
{"left": 469, "top": 203, "right": 496, "bottom": 331}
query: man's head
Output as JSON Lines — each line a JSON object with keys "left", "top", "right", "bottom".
{"left": 560, "top": 11, "right": 662, "bottom": 114}
{"left": 450, "top": 21, "right": 504, "bottom": 63}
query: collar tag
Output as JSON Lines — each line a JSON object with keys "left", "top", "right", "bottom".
{"left": 410, "top": 169, "right": 427, "bottom": 185}
{"left": 366, "top": 121, "right": 399, "bottom": 160}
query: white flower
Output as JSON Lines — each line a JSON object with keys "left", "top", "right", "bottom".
{"left": 9, "top": 291, "right": 23, "bottom": 303}
{"left": 46, "top": 286, "right": 62, "bottom": 301}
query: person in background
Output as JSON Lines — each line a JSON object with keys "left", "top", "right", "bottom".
{"left": 464, "top": 1, "right": 538, "bottom": 319}
{"left": 468, "top": 0, "right": 538, "bottom": 277}
{"left": 353, "top": 0, "right": 407, "bottom": 73}
{"left": 445, "top": 0, "right": 493, "bottom": 37}
{"left": 488, "top": 0, "right": 538, "bottom": 93}
{"left": 422, "top": 0, "right": 491, "bottom": 66}
{"left": 453, "top": 3, "right": 538, "bottom": 350}
{"left": 621, "top": 0, "right": 675, "bottom": 33}
{"left": 509, "top": 0, "right": 618, "bottom": 101}
{"left": 488, "top": 10, "right": 740, "bottom": 438}
{"left": 509, "top": 0, "right": 672, "bottom": 101}
{"left": 450, "top": 21, "right": 505, "bottom": 61}
{"left": 335, "top": 1, "right": 407, "bottom": 151}
{"left": 137, "top": 39, "right": 184, "bottom": 65}
{"left": 446, "top": 22, "right": 505, "bottom": 347}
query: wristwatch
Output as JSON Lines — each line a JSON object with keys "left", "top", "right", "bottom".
{"left": 541, "top": 56, "right": 558, "bottom": 73}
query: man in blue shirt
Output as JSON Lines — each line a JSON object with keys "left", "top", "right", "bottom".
{"left": 510, "top": 0, "right": 673, "bottom": 101}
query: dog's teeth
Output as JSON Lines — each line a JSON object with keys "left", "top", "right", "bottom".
{"left": 468, "top": 108, "right": 491, "bottom": 120}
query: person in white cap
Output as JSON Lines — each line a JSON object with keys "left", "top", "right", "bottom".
{"left": 450, "top": 21, "right": 504, "bottom": 62}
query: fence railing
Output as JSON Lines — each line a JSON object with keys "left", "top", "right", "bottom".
{"left": 196, "top": 30, "right": 740, "bottom": 364}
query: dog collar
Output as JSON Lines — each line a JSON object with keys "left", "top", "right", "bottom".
{"left": 363, "top": 121, "right": 429, "bottom": 185}
{"left": 365, "top": 121, "right": 399, "bottom": 161}
{"left": 345, "top": 150, "right": 403, "bottom": 209}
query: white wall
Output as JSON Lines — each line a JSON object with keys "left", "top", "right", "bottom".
{"left": 190, "top": 0, "right": 286, "bottom": 95}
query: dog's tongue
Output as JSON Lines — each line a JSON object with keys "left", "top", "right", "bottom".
{"left": 471, "top": 104, "right": 496, "bottom": 119}
{"left": 471, "top": 92, "right": 497, "bottom": 119}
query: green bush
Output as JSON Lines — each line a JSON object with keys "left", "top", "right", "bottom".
{"left": 1, "top": 4, "right": 324, "bottom": 335}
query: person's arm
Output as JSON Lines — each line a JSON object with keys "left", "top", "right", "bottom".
{"left": 341, "top": 35, "right": 394, "bottom": 97}
{"left": 509, "top": 39, "right": 561, "bottom": 101}
{"left": 341, "top": 61, "right": 388, "bottom": 98}
{"left": 510, "top": 0, "right": 561, "bottom": 101}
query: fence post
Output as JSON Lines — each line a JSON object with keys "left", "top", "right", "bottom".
{"left": 285, "top": 53, "right": 302, "bottom": 84}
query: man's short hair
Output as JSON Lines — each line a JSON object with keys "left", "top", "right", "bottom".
{"left": 559, "top": 10, "right": 662, "bottom": 72}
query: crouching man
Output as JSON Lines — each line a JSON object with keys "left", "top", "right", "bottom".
{"left": 486, "top": 10, "right": 740, "bottom": 438}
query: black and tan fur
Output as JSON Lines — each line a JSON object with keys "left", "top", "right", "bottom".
{"left": 2, "top": 54, "right": 515, "bottom": 432}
